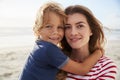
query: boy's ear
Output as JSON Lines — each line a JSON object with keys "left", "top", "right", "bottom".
{"left": 38, "top": 28, "right": 42, "bottom": 33}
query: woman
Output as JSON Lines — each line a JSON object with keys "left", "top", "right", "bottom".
{"left": 57, "top": 5, "right": 117, "bottom": 80}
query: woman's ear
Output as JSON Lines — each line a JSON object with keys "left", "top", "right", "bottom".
{"left": 90, "top": 32, "right": 93, "bottom": 36}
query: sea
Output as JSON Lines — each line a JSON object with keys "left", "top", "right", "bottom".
{"left": 0, "top": 27, "right": 120, "bottom": 49}
{"left": 0, "top": 27, "right": 35, "bottom": 49}
{"left": 104, "top": 28, "right": 120, "bottom": 40}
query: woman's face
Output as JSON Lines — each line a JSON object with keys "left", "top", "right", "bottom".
{"left": 39, "top": 12, "right": 64, "bottom": 45}
{"left": 65, "top": 13, "right": 92, "bottom": 49}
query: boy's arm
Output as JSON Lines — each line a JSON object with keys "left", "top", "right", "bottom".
{"left": 61, "top": 49, "right": 103, "bottom": 75}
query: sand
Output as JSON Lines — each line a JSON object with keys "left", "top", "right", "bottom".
{"left": 0, "top": 40, "right": 120, "bottom": 80}
{"left": 0, "top": 46, "right": 33, "bottom": 80}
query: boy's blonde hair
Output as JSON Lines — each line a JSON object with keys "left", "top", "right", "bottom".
{"left": 33, "top": 2, "right": 67, "bottom": 38}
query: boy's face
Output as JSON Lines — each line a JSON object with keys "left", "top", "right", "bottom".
{"left": 39, "top": 12, "right": 64, "bottom": 45}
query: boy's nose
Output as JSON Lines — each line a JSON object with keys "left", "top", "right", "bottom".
{"left": 52, "top": 28, "right": 58, "bottom": 34}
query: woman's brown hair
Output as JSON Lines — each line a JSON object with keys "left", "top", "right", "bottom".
{"left": 62, "top": 5, "right": 105, "bottom": 55}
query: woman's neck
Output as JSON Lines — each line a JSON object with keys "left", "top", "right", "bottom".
{"left": 71, "top": 47, "right": 90, "bottom": 62}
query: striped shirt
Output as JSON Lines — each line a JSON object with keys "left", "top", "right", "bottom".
{"left": 66, "top": 56, "right": 117, "bottom": 80}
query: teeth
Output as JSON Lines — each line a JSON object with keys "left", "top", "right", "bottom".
{"left": 70, "top": 38, "right": 81, "bottom": 42}
{"left": 71, "top": 38, "right": 77, "bottom": 40}
{"left": 71, "top": 38, "right": 78, "bottom": 40}
{"left": 51, "top": 38, "right": 58, "bottom": 40}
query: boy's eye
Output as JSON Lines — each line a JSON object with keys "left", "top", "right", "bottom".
{"left": 45, "top": 25, "right": 52, "bottom": 29}
{"left": 58, "top": 26, "right": 64, "bottom": 29}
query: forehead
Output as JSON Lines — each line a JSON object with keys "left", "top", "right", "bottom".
{"left": 44, "top": 11, "right": 63, "bottom": 24}
{"left": 67, "top": 13, "right": 87, "bottom": 24}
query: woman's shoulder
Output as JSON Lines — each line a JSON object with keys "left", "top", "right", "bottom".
{"left": 97, "top": 56, "right": 117, "bottom": 69}
{"left": 99, "top": 56, "right": 115, "bottom": 62}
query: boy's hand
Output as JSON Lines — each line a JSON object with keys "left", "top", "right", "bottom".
{"left": 95, "top": 48, "right": 104, "bottom": 57}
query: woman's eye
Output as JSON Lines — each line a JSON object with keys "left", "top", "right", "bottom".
{"left": 77, "top": 25, "right": 84, "bottom": 28}
{"left": 64, "top": 25, "right": 71, "bottom": 29}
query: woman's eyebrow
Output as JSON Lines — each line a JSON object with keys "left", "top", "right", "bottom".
{"left": 65, "top": 21, "right": 85, "bottom": 25}
{"left": 76, "top": 21, "right": 85, "bottom": 25}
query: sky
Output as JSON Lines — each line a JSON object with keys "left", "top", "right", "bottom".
{"left": 0, "top": 0, "right": 120, "bottom": 29}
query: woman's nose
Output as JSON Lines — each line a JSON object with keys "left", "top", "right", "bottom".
{"left": 71, "top": 28, "right": 78, "bottom": 35}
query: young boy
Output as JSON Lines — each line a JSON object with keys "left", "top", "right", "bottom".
{"left": 19, "top": 2, "right": 103, "bottom": 80}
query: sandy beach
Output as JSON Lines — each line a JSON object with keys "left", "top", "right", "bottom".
{"left": 0, "top": 40, "right": 120, "bottom": 80}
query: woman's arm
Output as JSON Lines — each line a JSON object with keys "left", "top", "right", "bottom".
{"left": 61, "top": 49, "right": 103, "bottom": 75}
